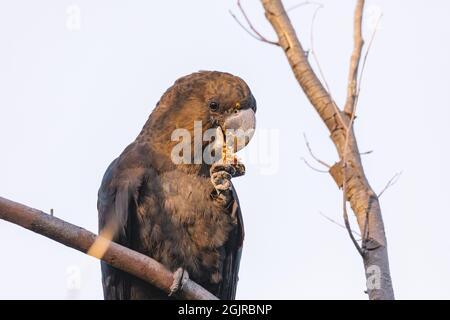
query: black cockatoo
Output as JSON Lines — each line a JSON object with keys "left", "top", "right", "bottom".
{"left": 97, "top": 71, "right": 256, "bottom": 300}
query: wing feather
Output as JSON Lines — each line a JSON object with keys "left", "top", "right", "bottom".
{"left": 97, "top": 157, "right": 147, "bottom": 300}
{"left": 217, "top": 187, "right": 245, "bottom": 300}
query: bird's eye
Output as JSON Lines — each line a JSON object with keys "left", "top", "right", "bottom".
{"left": 209, "top": 101, "right": 219, "bottom": 111}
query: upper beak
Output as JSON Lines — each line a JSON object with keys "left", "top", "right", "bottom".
{"left": 223, "top": 108, "right": 256, "bottom": 152}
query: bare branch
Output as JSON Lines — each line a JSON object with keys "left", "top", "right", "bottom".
{"left": 319, "top": 211, "right": 361, "bottom": 238}
{"left": 341, "top": 1, "right": 365, "bottom": 258}
{"left": 0, "top": 196, "right": 217, "bottom": 300}
{"left": 286, "top": 1, "right": 322, "bottom": 12}
{"left": 357, "top": 13, "right": 383, "bottom": 98}
{"left": 341, "top": 113, "right": 361, "bottom": 258}
{"left": 303, "top": 133, "right": 331, "bottom": 168}
{"left": 301, "top": 157, "right": 328, "bottom": 173}
{"left": 308, "top": 3, "right": 335, "bottom": 98}
{"left": 286, "top": 1, "right": 335, "bottom": 100}
{"left": 378, "top": 171, "right": 402, "bottom": 198}
{"left": 344, "top": 0, "right": 365, "bottom": 115}
{"left": 229, "top": 10, "right": 266, "bottom": 43}
{"left": 230, "top": 1, "right": 280, "bottom": 46}
{"left": 343, "top": 193, "right": 364, "bottom": 257}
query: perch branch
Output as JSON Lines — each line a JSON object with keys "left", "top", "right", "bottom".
{"left": 0, "top": 196, "right": 217, "bottom": 300}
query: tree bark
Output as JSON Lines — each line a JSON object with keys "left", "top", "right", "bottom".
{"left": 0, "top": 196, "right": 217, "bottom": 300}
{"left": 260, "top": 0, "right": 394, "bottom": 299}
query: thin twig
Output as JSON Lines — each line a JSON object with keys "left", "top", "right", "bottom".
{"left": 343, "top": 194, "right": 364, "bottom": 256}
{"left": 229, "top": 1, "right": 280, "bottom": 46}
{"left": 309, "top": 3, "right": 334, "bottom": 96}
{"left": 307, "top": 3, "right": 345, "bottom": 137}
{"left": 229, "top": 10, "right": 266, "bottom": 42}
{"left": 344, "top": 0, "right": 365, "bottom": 115}
{"left": 306, "top": 3, "right": 347, "bottom": 131}
{"left": 357, "top": 13, "right": 383, "bottom": 98}
{"left": 291, "top": 1, "right": 339, "bottom": 122}
{"left": 319, "top": 211, "right": 361, "bottom": 238}
{"left": 301, "top": 157, "right": 328, "bottom": 173}
{"left": 360, "top": 197, "right": 374, "bottom": 252}
{"left": 378, "top": 171, "right": 402, "bottom": 198}
{"left": 287, "top": 1, "right": 320, "bottom": 12}
{"left": 287, "top": 0, "right": 334, "bottom": 98}
{"left": 303, "top": 133, "right": 331, "bottom": 168}
{"left": 237, "top": 0, "right": 275, "bottom": 43}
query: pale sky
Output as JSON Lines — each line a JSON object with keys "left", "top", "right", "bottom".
{"left": 1, "top": 0, "right": 449, "bottom": 299}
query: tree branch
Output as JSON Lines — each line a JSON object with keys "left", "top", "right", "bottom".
{"left": 230, "top": 0, "right": 280, "bottom": 46}
{"left": 342, "top": 1, "right": 365, "bottom": 257}
{"left": 307, "top": 3, "right": 334, "bottom": 97}
{"left": 378, "top": 171, "right": 402, "bottom": 198}
{"left": 357, "top": 13, "right": 382, "bottom": 100}
{"left": 303, "top": 133, "right": 331, "bottom": 168}
{"left": 0, "top": 196, "right": 217, "bottom": 300}
{"left": 344, "top": 0, "right": 365, "bottom": 115}
{"left": 319, "top": 211, "right": 361, "bottom": 238}
{"left": 286, "top": 1, "right": 323, "bottom": 13}
{"left": 260, "top": 0, "right": 394, "bottom": 300}
{"left": 301, "top": 157, "right": 329, "bottom": 173}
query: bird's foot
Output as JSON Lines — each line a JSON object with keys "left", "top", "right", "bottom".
{"left": 211, "top": 159, "right": 246, "bottom": 179}
{"left": 211, "top": 170, "right": 232, "bottom": 192}
{"left": 210, "top": 160, "right": 245, "bottom": 206}
{"left": 168, "top": 267, "right": 189, "bottom": 297}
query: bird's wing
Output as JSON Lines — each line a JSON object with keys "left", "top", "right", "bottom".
{"left": 217, "top": 186, "right": 245, "bottom": 300}
{"left": 97, "top": 158, "right": 148, "bottom": 300}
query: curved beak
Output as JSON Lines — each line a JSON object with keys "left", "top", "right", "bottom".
{"left": 223, "top": 108, "right": 256, "bottom": 152}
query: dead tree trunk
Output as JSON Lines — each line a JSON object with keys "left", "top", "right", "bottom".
{"left": 260, "top": 0, "right": 394, "bottom": 299}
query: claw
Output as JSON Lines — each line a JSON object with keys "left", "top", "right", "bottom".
{"left": 168, "top": 267, "right": 189, "bottom": 297}
{"left": 211, "top": 171, "right": 232, "bottom": 192}
{"left": 211, "top": 160, "right": 246, "bottom": 178}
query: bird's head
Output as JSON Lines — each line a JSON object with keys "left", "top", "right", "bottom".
{"left": 141, "top": 71, "right": 256, "bottom": 170}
